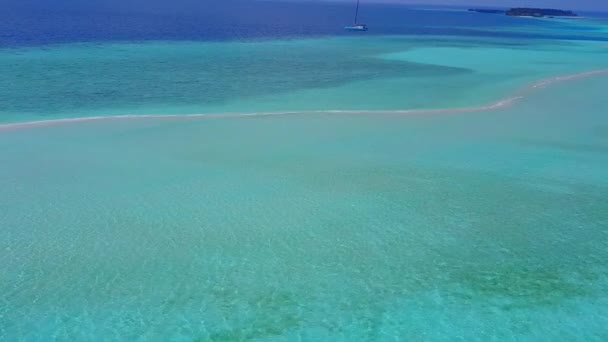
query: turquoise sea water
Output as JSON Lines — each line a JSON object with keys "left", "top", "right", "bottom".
{"left": 2, "top": 6, "right": 608, "bottom": 341}
{"left": 2, "top": 75, "right": 608, "bottom": 340}
{"left": 1, "top": 36, "right": 608, "bottom": 124}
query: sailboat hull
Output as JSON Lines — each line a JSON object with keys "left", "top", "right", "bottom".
{"left": 344, "top": 25, "right": 368, "bottom": 31}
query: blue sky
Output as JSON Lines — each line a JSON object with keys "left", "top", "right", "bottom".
{"left": 7, "top": 0, "right": 608, "bottom": 11}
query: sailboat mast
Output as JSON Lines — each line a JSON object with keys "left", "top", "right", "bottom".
{"left": 354, "top": 0, "right": 360, "bottom": 24}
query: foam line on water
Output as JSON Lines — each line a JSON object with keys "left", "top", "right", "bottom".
{"left": 1, "top": 69, "right": 607, "bottom": 132}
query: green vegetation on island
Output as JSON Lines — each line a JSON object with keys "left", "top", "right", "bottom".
{"left": 469, "top": 7, "right": 579, "bottom": 18}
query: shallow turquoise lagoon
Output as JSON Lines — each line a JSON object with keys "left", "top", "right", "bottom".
{"left": 1, "top": 35, "right": 607, "bottom": 124}
{"left": 1, "top": 72, "right": 608, "bottom": 339}
{"left": 2, "top": 12, "right": 608, "bottom": 340}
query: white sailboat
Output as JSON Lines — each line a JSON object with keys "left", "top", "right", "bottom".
{"left": 344, "top": 0, "right": 368, "bottom": 31}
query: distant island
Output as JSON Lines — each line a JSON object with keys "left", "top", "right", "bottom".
{"left": 469, "top": 8, "right": 580, "bottom": 18}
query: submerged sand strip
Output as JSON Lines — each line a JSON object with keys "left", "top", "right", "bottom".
{"left": 1, "top": 69, "right": 607, "bottom": 132}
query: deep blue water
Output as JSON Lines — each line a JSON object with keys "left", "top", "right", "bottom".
{"left": 2, "top": 0, "right": 607, "bottom": 48}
